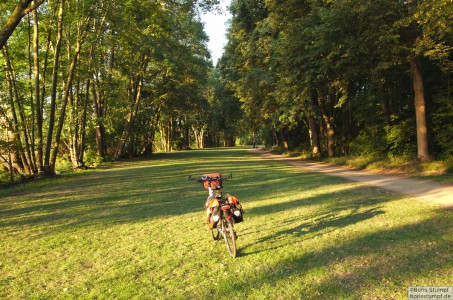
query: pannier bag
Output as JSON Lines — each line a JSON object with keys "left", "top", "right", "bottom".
{"left": 226, "top": 194, "right": 244, "bottom": 223}
{"left": 231, "top": 205, "right": 244, "bottom": 223}
{"left": 201, "top": 173, "right": 222, "bottom": 190}
{"left": 209, "top": 206, "right": 221, "bottom": 228}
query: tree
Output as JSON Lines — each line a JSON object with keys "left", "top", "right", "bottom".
{"left": 0, "top": 0, "right": 44, "bottom": 50}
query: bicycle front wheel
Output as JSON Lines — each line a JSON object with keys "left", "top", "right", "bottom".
{"left": 210, "top": 227, "right": 220, "bottom": 241}
{"left": 222, "top": 218, "right": 237, "bottom": 258}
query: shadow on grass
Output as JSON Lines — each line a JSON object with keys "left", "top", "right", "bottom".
{"left": 2, "top": 148, "right": 324, "bottom": 232}
{"left": 229, "top": 212, "right": 453, "bottom": 299}
{"left": 248, "top": 207, "right": 385, "bottom": 254}
{"left": 0, "top": 147, "right": 393, "bottom": 242}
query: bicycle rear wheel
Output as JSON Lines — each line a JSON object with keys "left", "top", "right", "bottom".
{"left": 222, "top": 218, "right": 237, "bottom": 258}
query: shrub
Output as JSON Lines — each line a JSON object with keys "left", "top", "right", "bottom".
{"left": 84, "top": 149, "right": 104, "bottom": 167}
{"left": 384, "top": 119, "right": 417, "bottom": 157}
{"left": 349, "top": 126, "right": 387, "bottom": 156}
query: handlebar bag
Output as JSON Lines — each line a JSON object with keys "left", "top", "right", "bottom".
{"left": 202, "top": 173, "right": 222, "bottom": 190}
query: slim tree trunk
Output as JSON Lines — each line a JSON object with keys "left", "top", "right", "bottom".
{"left": 27, "top": 14, "right": 36, "bottom": 172}
{"left": 3, "top": 46, "right": 32, "bottom": 175}
{"left": 92, "top": 86, "right": 105, "bottom": 157}
{"left": 279, "top": 130, "right": 289, "bottom": 150}
{"left": 69, "top": 81, "right": 80, "bottom": 168}
{"left": 50, "top": 27, "right": 87, "bottom": 169}
{"left": 308, "top": 91, "right": 320, "bottom": 156}
{"left": 114, "top": 55, "right": 149, "bottom": 159}
{"left": 308, "top": 116, "right": 320, "bottom": 156}
{"left": 32, "top": 6, "right": 44, "bottom": 174}
{"left": 78, "top": 79, "right": 90, "bottom": 165}
{"left": 318, "top": 88, "right": 335, "bottom": 157}
{"left": 5, "top": 45, "right": 36, "bottom": 174}
{"left": 44, "top": 0, "right": 64, "bottom": 174}
{"left": 89, "top": 17, "right": 108, "bottom": 158}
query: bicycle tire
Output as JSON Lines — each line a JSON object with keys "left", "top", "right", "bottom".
{"left": 222, "top": 218, "right": 237, "bottom": 258}
{"left": 210, "top": 227, "right": 220, "bottom": 240}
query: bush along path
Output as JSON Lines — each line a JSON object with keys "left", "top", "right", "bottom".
{"left": 250, "top": 149, "right": 453, "bottom": 209}
{"left": 0, "top": 148, "right": 452, "bottom": 299}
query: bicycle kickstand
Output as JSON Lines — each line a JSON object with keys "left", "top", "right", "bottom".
{"left": 210, "top": 236, "right": 221, "bottom": 254}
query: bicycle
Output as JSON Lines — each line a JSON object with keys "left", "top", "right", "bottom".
{"left": 188, "top": 173, "right": 240, "bottom": 258}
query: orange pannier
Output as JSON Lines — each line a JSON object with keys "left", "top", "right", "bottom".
{"left": 202, "top": 173, "right": 222, "bottom": 190}
{"left": 227, "top": 195, "right": 240, "bottom": 205}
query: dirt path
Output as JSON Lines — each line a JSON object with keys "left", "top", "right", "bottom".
{"left": 250, "top": 149, "right": 453, "bottom": 209}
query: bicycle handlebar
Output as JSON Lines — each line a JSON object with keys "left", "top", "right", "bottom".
{"left": 187, "top": 174, "right": 232, "bottom": 182}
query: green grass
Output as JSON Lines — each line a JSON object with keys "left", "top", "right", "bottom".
{"left": 1, "top": 147, "right": 452, "bottom": 299}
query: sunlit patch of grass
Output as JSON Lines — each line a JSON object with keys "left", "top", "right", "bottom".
{"left": 321, "top": 155, "right": 453, "bottom": 184}
{"left": 280, "top": 149, "right": 453, "bottom": 184}
{"left": 0, "top": 147, "right": 452, "bottom": 299}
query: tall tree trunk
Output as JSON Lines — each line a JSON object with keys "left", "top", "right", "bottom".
{"left": 32, "top": 6, "right": 44, "bottom": 174}
{"left": 50, "top": 27, "right": 87, "bottom": 169}
{"left": 272, "top": 130, "right": 279, "bottom": 147}
{"left": 167, "top": 119, "right": 172, "bottom": 152}
{"left": 2, "top": 46, "right": 31, "bottom": 175}
{"left": 5, "top": 45, "right": 36, "bottom": 174}
{"left": 69, "top": 80, "right": 81, "bottom": 168}
{"left": 406, "top": 0, "right": 430, "bottom": 161}
{"left": 92, "top": 86, "right": 105, "bottom": 157}
{"left": 114, "top": 55, "right": 149, "bottom": 159}
{"left": 91, "top": 40, "right": 111, "bottom": 158}
{"left": 279, "top": 130, "right": 289, "bottom": 150}
{"left": 40, "top": 10, "right": 52, "bottom": 167}
{"left": 44, "top": 0, "right": 64, "bottom": 174}
{"left": 144, "top": 109, "right": 160, "bottom": 155}
{"left": 308, "top": 90, "right": 320, "bottom": 156}
{"left": 318, "top": 88, "right": 335, "bottom": 157}
{"left": 379, "top": 82, "right": 391, "bottom": 124}
{"left": 409, "top": 56, "right": 430, "bottom": 161}
{"left": 27, "top": 14, "right": 36, "bottom": 173}
{"left": 160, "top": 124, "right": 167, "bottom": 151}
{"left": 78, "top": 79, "right": 90, "bottom": 165}
{"left": 308, "top": 116, "right": 320, "bottom": 156}
{"left": 200, "top": 128, "right": 204, "bottom": 148}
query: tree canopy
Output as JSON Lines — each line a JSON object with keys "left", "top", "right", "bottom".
{"left": 220, "top": 0, "right": 452, "bottom": 160}
{"left": 1, "top": 0, "right": 452, "bottom": 182}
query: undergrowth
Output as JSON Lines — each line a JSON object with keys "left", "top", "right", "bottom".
{"left": 269, "top": 147, "right": 453, "bottom": 184}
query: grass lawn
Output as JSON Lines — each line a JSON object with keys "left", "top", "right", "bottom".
{"left": 0, "top": 147, "right": 452, "bottom": 299}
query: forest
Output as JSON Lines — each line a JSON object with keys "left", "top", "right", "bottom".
{"left": 1, "top": 0, "right": 452, "bottom": 184}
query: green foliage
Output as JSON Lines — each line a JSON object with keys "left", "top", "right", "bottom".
{"left": 384, "top": 119, "right": 417, "bottom": 156}
{"left": 413, "top": 0, "right": 453, "bottom": 72}
{"left": 0, "top": 0, "right": 220, "bottom": 174}
{"left": 84, "top": 149, "right": 104, "bottom": 167}
{"left": 54, "top": 154, "right": 73, "bottom": 174}
{"left": 1, "top": 0, "right": 452, "bottom": 176}
{"left": 349, "top": 126, "right": 387, "bottom": 156}
{"left": 221, "top": 0, "right": 452, "bottom": 160}
{"left": 432, "top": 95, "right": 453, "bottom": 158}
